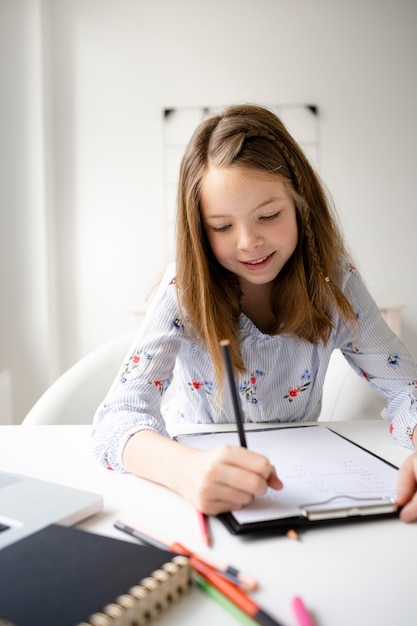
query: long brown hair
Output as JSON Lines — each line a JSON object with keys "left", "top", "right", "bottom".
{"left": 175, "top": 104, "right": 356, "bottom": 387}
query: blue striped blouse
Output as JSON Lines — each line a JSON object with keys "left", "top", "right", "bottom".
{"left": 92, "top": 262, "right": 417, "bottom": 472}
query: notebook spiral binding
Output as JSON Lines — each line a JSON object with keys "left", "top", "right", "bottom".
{"left": 76, "top": 555, "right": 191, "bottom": 626}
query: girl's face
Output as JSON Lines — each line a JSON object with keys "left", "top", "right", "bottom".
{"left": 200, "top": 166, "right": 298, "bottom": 292}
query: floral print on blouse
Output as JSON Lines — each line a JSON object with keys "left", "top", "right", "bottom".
{"left": 92, "top": 262, "right": 417, "bottom": 472}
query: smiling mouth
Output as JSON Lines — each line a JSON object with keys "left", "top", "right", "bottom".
{"left": 242, "top": 253, "right": 274, "bottom": 266}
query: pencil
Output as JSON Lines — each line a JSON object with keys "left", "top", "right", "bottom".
{"left": 220, "top": 339, "right": 247, "bottom": 448}
{"left": 286, "top": 529, "right": 299, "bottom": 541}
{"left": 195, "top": 573, "right": 258, "bottom": 626}
{"left": 194, "top": 558, "right": 285, "bottom": 626}
{"left": 291, "top": 596, "right": 315, "bottom": 626}
{"left": 114, "top": 519, "right": 258, "bottom": 592}
{"left": 196, "top": 508, "right": 212, "bottom": 547}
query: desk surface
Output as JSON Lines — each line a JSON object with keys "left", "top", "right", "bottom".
{"left": 0, "top": 420, "right": 415, "bottom": 626}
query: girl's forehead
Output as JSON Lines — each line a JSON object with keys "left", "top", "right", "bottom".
{"left": 201, "top": 165, "right": 284, "bottom": 190}
{"left": 200, "top": 166, "right": 293, "bottom": 214}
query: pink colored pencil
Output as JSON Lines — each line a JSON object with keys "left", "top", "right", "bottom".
{"left": 292, "top": 596, "right": 315, "bottom": 626}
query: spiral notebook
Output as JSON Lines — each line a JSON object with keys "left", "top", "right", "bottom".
{"left": 178, "top": 425, "right": 399, "bottom": 534}
{"left": 0, "top": 524, "right": 191, "bottom": 626}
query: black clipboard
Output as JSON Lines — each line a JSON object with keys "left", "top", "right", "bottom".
{"left": 218, "top": 496, "right": 399, "bottom": 536}
{"left": 177, "top": 425, "right": 399, "bottom": 535}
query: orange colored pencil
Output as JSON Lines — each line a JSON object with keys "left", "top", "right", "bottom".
{"left": 193, "top": 558, "right": 285, "bottom": 626}
{"left": 114, "top": 519, "right": 258, "bottom": 592}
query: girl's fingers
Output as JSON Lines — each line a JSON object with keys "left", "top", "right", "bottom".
{"left": 193, "top": 446, "right": 283, "bottom": 514}
{"left": 267, "top": 465, "right": 283, "bottom": 490}
{"left": 397, "top": 452, "right": 417, "bottom": 522}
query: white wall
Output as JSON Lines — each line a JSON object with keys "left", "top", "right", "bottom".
{"left": 1, "top": 0, "right": 416, "bottom": 422}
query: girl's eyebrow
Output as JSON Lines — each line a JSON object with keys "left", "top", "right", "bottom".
{"left": 204, "top": 197, "right": 280, "bottom": 220}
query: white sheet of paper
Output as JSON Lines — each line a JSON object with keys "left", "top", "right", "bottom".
{"left": 178, "top": 426, "right": 398, "bottom": 524}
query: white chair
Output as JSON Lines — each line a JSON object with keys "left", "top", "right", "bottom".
{"left": 22, "top": 332, "right": 135, "bottom": 425}
{"left": 320, "top": 350, "right": 384, "bottom": 421}
{"left": 22, "top": 331, "right": 384, "bottom": 425}
{"left": 320, "top": 305, "right": 404, "bottom": 421}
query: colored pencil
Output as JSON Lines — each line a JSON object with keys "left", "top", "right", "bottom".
{"left": 220, "top": 339, "right": 247, "bottom": 448}
{"left": 196, "top": 508, "right": 212, "bottom": 547}
{"left": 286, "top": 529, "right": 299, "bottom": 541}
{"left": 195, "top": 573, "right": 258, "bottom": 626}
{"left": 194, "top": 558, "right": 285, "bottom": 626}
{"left": 292, "top": 596, "right": 315, "bottom": 626}
{"left": 114, "top": 519, "right": 258, "bottom": 592}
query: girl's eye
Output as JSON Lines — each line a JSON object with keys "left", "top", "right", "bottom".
{"left": 260, "top": 212, "right": 280, "bottom": 221}
{"left": 212, "top": 224, "right": 231, "bottom": 233}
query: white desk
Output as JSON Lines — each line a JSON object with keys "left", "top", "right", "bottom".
{"left": 1, "top": 421, "right": 415, "bottom": 626}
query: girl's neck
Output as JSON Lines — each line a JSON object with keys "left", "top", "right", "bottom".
{"left": 240, "top": 282, "right": 275, "bottom": 334}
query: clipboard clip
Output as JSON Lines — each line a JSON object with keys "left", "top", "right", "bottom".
{"left": 300, "top": 495, "right": 398, "bottom": 521}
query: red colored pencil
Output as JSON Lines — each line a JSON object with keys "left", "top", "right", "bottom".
{"left": 196, "top": 509, "right": 212, "bottom": 547}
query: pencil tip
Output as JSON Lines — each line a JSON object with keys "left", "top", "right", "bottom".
{"left": 286, "top": 529, "right": 299, "bottom": 541}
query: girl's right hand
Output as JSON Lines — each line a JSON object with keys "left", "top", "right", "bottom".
{"left": 181, "top": 444, "right": 283, "bottom": 515}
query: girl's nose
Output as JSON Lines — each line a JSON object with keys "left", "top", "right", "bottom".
{"left": 237, "top": 227, "right": 263, "bottom": 251}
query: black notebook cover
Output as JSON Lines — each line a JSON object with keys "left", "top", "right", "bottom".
{"left": 0, "top": 524, "right": 191, "bottom": 626}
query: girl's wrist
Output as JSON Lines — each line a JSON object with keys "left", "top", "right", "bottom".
{"left": 412, "top": 425, "right": 417, "bottom": 449}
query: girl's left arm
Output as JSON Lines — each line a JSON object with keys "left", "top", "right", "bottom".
{"left": 335, "top": 266, "right": 417, "bottom": 451}
{"left": 335, "top": 267, "right": 417, "bottom": 521}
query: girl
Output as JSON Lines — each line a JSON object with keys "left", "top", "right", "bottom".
{"left": 93, "top": 104, "right": 417, "bottom": 522}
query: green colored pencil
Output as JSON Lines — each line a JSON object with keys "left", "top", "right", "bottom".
{"left": 195, "top": 573, "right": 258, "bottom": 626}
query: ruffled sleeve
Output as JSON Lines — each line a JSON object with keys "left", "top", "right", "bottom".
{"left": 91, "top": 263, "right": 183, "bottom": 471}
{"left": 333, "top": 265, "right": 417, "bottom": 449}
